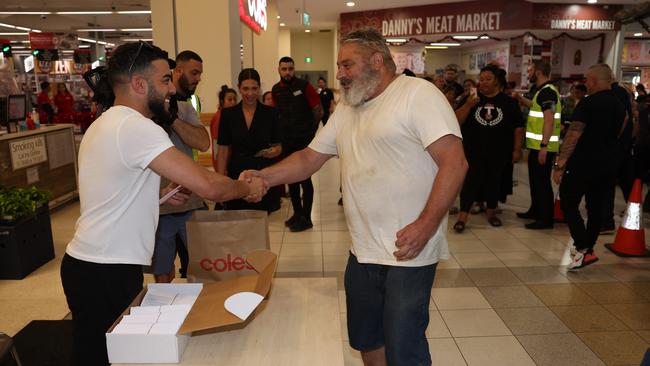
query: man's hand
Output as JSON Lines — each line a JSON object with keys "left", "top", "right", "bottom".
{"left": 393, "top": 219, "right": 436, "bottom": 261}
{"left": 552, "top": 169, "right": 563, "bottom": 185}
{"left": 243, "top": 176, "right": 267, "bottom": 203}
{"left": 160, "top": 182, "right": 190, "bottom": 206}
{"left": 239, "top": 169, "right": 264, "bottom": 184}
{"left": 512, "top": 149, "right": 522, "bottom": 163}
{"left": 538, "top": 148, "right": 548, "bottom": 165}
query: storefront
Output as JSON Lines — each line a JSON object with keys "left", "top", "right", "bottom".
{"left": 340, "top": 0, "right": 623, "bottom": 90}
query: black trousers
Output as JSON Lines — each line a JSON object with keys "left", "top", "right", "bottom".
{"left": 527, "top": 149, "right": 556, "bottom": 223}
{"left": 283, "top": 138, "right": 315, "bottom": 220}
{"left": 60, "top": 254, "right": 143, "bottom": 366}
{"left": 560, "top": 167, "right": 614, "bottom": 251}
{"left": 601, "top": 148, "right": 635, "bottom": 227}
{"left": 460, "top": 155, "right": 507, "bottom": 212}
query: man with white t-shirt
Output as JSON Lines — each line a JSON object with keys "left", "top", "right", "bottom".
{"left": 241, "top": 28, "right": 467, "bottom": 366}
{"left": 60, "top": 42, "right": 265, "bottom": 366}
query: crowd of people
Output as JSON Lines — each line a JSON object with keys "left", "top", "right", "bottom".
{"left": 60, "top": 26, "right": 650, "bottom": 366}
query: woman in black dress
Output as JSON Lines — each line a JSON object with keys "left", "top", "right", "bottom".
{"left": 453, "top": 64, "right": 524, "bottom": 232}
{"left": 216, "top": 68, "right": 282, "bottom": 212}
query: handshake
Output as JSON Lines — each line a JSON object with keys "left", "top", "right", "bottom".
{"left": 239, "top": 170, "right": 270, "bottom": 203}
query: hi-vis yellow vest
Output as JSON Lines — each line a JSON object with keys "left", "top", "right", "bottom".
{"left": 525, "top": 84, "right": 562, "bottom": 152}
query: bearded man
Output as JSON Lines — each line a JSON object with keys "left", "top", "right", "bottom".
{"left": 151, "top": 50, "right": 210, "bottom": 283}
{"left": 241, "top": 28, "right": 467, "bottom": 366}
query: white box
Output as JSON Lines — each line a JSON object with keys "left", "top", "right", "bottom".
{"left": 106, "top": 283, "right": 202, "bottom": 364}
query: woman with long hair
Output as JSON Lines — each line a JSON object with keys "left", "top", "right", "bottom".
{"left": 453, "top": 64, "right": 524, "bottom": 232}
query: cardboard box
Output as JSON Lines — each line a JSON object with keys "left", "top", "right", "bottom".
{"left": 106, "top": 250, "right": 277, "bottom": 364}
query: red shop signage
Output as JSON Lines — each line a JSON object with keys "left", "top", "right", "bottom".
{"left": 239, "top": 0, "right": 268, "bottom": 34}
{"left": 340, "top": 0, "right": 621, "bottom": 37}
{"left": 29, "top": 32, "right": 56, "bottom": 50}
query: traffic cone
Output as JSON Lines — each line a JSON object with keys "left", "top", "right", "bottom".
{"left": 553, "top": 189, "right": 565, "bottom": 223}
{"left": 605, "top": 179, "right": 649, "bottom": 257}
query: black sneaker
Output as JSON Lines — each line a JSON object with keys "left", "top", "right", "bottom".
{"left": 284, "top": 214, "right": 300, "bottom": 227}
{"left": 289, "top": 216, "right": 313, "bottom": 232}
{"left": 525, "top": 221, "right": 554, "bottom": 230}
{"left": 517, "top": 211, "right": 535, "bottom": 219}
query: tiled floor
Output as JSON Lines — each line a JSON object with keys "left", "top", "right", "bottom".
{"left": 3, "top": 157, "right": 650, "bottom": 365}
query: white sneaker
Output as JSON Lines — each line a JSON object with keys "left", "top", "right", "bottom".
{"left": 567, "top": 250, "right": 585, "bottom": 271}
{"left": 568, "top": 244, "right": 578, "bottom": 256}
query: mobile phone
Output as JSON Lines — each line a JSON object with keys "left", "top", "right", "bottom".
{"left": 470, "top": 87, "right": 477, "bottom": 97}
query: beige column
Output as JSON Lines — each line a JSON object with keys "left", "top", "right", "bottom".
{"left": 151, "top": 0, "right": 242, "bottom": 113}
{"left": 240, "top": 0, "right": 280, "bottom": 93}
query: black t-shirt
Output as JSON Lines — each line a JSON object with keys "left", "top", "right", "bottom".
{"left": 611, "top": 82, "right": 633, "bottom": 148}
{"left": 461, "top": 92, "right": 523, "bottom": 159}
{"left": 217, "top": 101, "right": 282, "bottom": 178}
{"left": 535, "top": 82, "right": 559, "bottom": 113}
{"left": 319, "top": 88, "right": 334, "bottom": 115}
{"left": 569, "top": 90, "right": 625, "bottom": 169}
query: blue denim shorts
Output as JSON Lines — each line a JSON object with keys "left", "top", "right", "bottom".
{"left": 344, "top": 252, "right": 437, "bottom": 366}
{"left": 151, "top": 211, "right": 194, "bottom": 275}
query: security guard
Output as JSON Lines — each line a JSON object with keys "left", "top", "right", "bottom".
{"left": 516, "top": 60, "right": 561, "bottom": 229}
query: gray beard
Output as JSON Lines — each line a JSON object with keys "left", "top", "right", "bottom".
{"left": 341, "top": 69, "right": 380, "bottom": 107}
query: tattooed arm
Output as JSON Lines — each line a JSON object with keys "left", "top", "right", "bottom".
{"left": 556, "top": 121, "right": 586, "bottom": 168}
{"left": 552, "top": 121, "right": 585, "bottom": 184}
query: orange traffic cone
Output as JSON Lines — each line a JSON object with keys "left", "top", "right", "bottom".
{"left": 605, "top": 179, "right": 649, "bottom": 257}
{"left": 553, "top": 190, "right": 565, "bottom": 223}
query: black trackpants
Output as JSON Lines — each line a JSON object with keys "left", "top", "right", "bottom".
{"left": 560, "top": 167, "right": 614, "bottom": 251}
{"left": 283, "top": 138, "right": 315, "bottom": 220}
{"left": 460, "top": 154, "right": 507, "bottom": 212}
{"left": 527, "top": 149, "right": 556, "bottom": 223}
{"left": 60, "top": 254, "right": 143, "bottom": 366}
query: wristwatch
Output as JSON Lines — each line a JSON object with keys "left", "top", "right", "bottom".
{"left": 540, "top": 143, "right": 548, "bottom": 148}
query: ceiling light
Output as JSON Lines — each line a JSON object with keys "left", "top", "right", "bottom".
{"left": 12, "top": 46, "right": 27, "bottom": 49}
{"left": 10, "top": 40, "right": 30, "bottom": 43}
{"left": 425, "top": 46, "right": 448, "bottom": 49}
{"left": 56, "top": 11, "right": 112, "bottom": 15}
{"left": 277, "top": 15, "right": 281, "bottom": 19}
{"left": 0, "top": 23, "right": 16, "bottom": 29}
{"left": 15, "top": 26, "right": 31, "bottom": 31}
{"left": 78, "top": 37, "right": 114, "bottom": 47}
{"left": 430, "top": 42, "right": 460, "bottom": 47}
{"left": 453, "top": 35, "right": 478, "bottom": 40}
{"left": 61, "top": 50, "right": 75, "bottom": 53}
{"left": 0, "top": 32, "right": 29, "bottom": 35}
{"left": 634, "top": 32, "right": 643, "bottom": 37}
{"left": 480, "top": 35, "right": 490, "bottom": 39}
{"left": 305, "top": 29, "right": 311, "bottom": 33}
{"left": 117, "top": 11, "right": 152, "bottom": 14}
{"left": 346, "top": 2, "right": 356, "bottom": 6}
{"left": 280, "top": 23, "right": 286, "bottom": 27}
{"left": 77, "top": 29, "right": 118, "bottom": 32}
{"left": 31, "top": 29, "right": 42, "bottom": 33}
{"left": 0, "top": 12, "right": 52, "bottom": 15}
{"left": 587, "top": 0, "right": 597, "bottom": 3}
{"left": 122, "top": 38, "right": 153, "bottom": 42}
{"left": 120, "top": 28, "right": 152, "bottom": 31}
{"left": 78, "top": 45, "right": 91, "bottom": 48}
{"left": 386, "top": 38, "right": 407, "bottom": 43}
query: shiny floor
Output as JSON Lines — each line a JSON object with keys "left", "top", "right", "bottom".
{"left": 2, "top": 157, "right": 650, "bottom": 366}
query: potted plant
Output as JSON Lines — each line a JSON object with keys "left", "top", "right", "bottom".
{"left": 0, "top": 186, "right": 55, "bottom": 279}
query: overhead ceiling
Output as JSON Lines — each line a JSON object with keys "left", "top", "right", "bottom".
{"left": 0, "top": 0, "right": 648, "bottom": 48}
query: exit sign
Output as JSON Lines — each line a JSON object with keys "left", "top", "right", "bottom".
{"left": 304, "top": 57, "right": 312, "bottom": 63}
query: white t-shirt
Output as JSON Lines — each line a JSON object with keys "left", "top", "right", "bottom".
{"left": 309, "top": 75, "right": 461, "bottom": 267}
{"left": 66, "top": 106, "right": 174, "bottom": 265}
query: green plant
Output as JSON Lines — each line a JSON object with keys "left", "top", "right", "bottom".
{"left": 0, "top": 186, "right": 52, "bottom": 223}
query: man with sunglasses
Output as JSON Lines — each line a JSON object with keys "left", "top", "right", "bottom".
{"left": 153, "top": 50, "right": 209, "bottom": 283}
{"left": 60, "top": 42, "right": 265, "bottom": 366}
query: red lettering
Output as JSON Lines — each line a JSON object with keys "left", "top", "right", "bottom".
{"left": 199, "top": 255, "right": 254, "bottom": 272}
{"left": 200, "top": 258, "right": 212, "bottom": 271}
